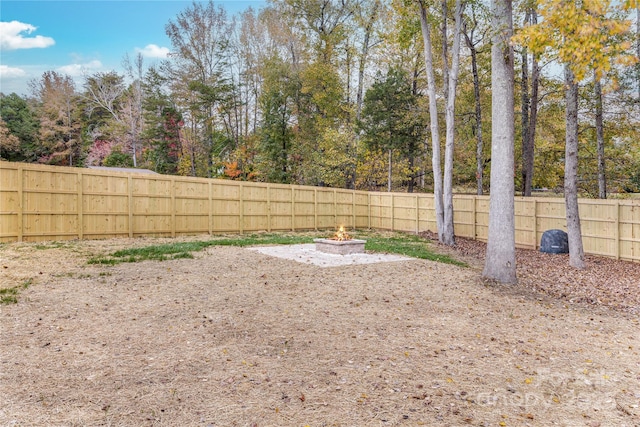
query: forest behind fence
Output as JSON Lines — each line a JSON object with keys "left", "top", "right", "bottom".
{"left": 1, "top": 161, "right": 639, "bottom": 262}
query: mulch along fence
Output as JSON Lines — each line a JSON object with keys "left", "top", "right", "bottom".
{"left": 1, "top": 161, "right": 639, "bottom": 262}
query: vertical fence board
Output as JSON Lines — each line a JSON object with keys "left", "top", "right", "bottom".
{"left": 0, "top": 164, "right": 20, "bottom": 242}
{"left": 268, "top": 185, "right": 292, "bottom": 231}
{"left": 174, "top": 178, "right": 209, "bottom": 235}
{"left": 77, "top": 172, "right": 83, "bottom": 240}
{"left": 335, "top": 190, "right": 354, "bottom": 228}
{"left": 453, "top": 196, "right": 475, "bottom": 239}
{"left": 17, "top": 165, "right": 23, "bottom": 241}
{"left": 208, "top": 181, "right": 213, "bottom": 235}
{"left": 131, "top": 176, "right": 172, "bottom": 236}
{"left": 21, "top": 167, "right": 78, "bottom": 241}
{"left": 294, "top": 187, "right": 315, "bottom": 231}
{"left": 354, "top": 192, "right": 369, "bottom": 229}
{"left": 619, "top": 202, "right": 640, "bottom": 262}
{"left": 514, "top": 197, "right": 536, "bottom": 249}
{"left": 212, "top": 181, "right": 241, "bottom": 232}
{"left": 315, "top": 188, "right": 335, "bottom": 230}
{"left": 82, "top": 172, "right": 129, "bottom": 239}
{"left": 241, "top": 184, "right": 268, "bottom": 232}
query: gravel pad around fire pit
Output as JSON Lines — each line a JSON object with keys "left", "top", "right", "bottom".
{"left": 248, "top": 243, "right": 412, "bottom": 267}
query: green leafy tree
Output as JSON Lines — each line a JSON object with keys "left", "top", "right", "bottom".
{"left": 140, "top": 67, "right": 184, "bottom": 174}
{"left": 0, "top": 93, "right": 42, "bottom": 162}
{"left": 358, "top": 67, "right": 424, "bottom": 192}
{"left": 257, "top": 57, "right": 296, "bottom": 183}
{"left": 314, "top": 127, "right": 360, "bottom": 188}
{"left": 295, "top": 60, "right": 346, "bottom": 185}
{"left": 164, "top": 0, "right": 233, "bottom": 177}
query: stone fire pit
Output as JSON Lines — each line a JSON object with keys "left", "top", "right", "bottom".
{"left": 313, "top": 238, "right": 366, "bottom": 255}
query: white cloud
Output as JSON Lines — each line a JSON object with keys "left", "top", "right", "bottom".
{"left": 0, "top": 65, "right": 26, "bottom": 78}
{"left": 0, "top": 21, "right": 55, "bottom": 50}
{"left": 57, "top": 60, "right": 103, "bottom": 77}
{"left": 136, "top": 44, "right": 170, "bottom": 59}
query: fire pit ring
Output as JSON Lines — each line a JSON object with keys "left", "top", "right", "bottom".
{"left": 313, "top": 238, "right": 366, "bottom": 255}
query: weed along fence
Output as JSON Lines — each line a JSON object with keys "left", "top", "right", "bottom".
{"left": 1, "top": 161, "right": 639, "bottom": 262}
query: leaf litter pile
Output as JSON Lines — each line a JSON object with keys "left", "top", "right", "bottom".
{"left": 1, "top": 235, "right": 639, "bottom": 426}
{"left": 423, "top": 232, "right": 640, "bottom": 314}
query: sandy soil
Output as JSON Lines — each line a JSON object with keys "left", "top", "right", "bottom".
{"left": 0, "top": 236, "right": 639, "bottom": 427}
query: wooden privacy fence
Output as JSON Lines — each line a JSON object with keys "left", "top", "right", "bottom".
{"left": 0, "top": 162, "right": 370, "bottom": 241}
{"left": 1, "top": 161, "right": 639, "bottom": 262}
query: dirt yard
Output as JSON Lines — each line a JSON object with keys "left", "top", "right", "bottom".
{"left": 1, "top": 234, "right": 639, "bottom": 427}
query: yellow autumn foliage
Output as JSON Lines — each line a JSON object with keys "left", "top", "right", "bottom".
{"left": 513, "top": 0, "right": 637, "bottom": 82}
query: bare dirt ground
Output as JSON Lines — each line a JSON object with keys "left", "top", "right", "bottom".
{"left": 1, "top": 234, "right": 639, "bottom": 427}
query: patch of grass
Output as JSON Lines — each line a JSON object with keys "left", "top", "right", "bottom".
{"left": 87, "top": 231, "right": 464, "bottom": 267}
{"left": 34, "top": 241, "right": 70, "bottom": 250}
{"left": 88, "top": 234, "right": 314, "bottom": 265}
{"left": 0, "top": 279, "right": 33, "bottom": 304}
{"left": 359, "top": 232, "right": 466, "bottom": 267}
{"left": 209, "top": 234, "right": 315, "bottom": 247}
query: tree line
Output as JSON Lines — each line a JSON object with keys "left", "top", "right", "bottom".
{"left": 1, "top": 0, "right": 639, "bottom": 277}
{"left": 1, "top": 0, "right": 638, "bottom": 193}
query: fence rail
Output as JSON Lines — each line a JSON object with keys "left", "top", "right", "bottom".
{"left": 2, "top": 161, "right": 639, "bottom": 262}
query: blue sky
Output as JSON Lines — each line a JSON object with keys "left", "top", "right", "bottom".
{"left": 0, "top": 0, "right": 265, "bottom": 96}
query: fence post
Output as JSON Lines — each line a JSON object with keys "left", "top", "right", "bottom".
{"left": 128, "top": 176, "right": 133, "bottom": 238}
{"left": 208, "top": 181, "right": 213, "bottom": 235}
{"left": 170, "top": 177, "right": 176, "bottom": 238}
{"left": 77, "top": 171, "right": 83, "bottom": 240}
{"left": 240, "top": 182, "right": 244, "bottom": 234}
{"left": 615, "top": 200, "right": 620, "bottom": 260}
{"left": 391, "top": 193, "right": 395, "bottom": 232}
{"left": 334, "top": 189, "right": 337, "bottom": 227}
{"left": 532, "top": 198, "right": 537, "bottom": 249}
{"left": 314, "top": 187, "right": 318, "bottom": 231}
{"left": 471, "top": 196, "right": 476, "bottom": 239}
{"left": 352, "top": 192, "right": 356, "bottom": 230}
{"left": 291, "top": 186, "right": 295, "bottom": 232}
{"left": 17, "top": 164, "right": 23, "bottom": 242}
{"left": 415, "top": 194, "right": 419, "bottom": 234}
{"left": 368, "top": 193, "right": 371, "bottom": 230}
{"left": 267, "top": 184, "right": 272, "bottom": 232}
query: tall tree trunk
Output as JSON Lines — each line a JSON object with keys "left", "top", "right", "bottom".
{"left": 564, "top": 65, "right": 586, "bottom": 269}
{"left": 521, "top": 9, "right": 539, "bottom": 197}
{"left": 356, "top": 0, "right": 378, "bottom": 121}
{"left": 419, "top": 1, "right": 445, "bottom": 242}
{"left": 520, "top": 14, "right": 530, "bottom": 195}
{"left": 441, "top": 0, "right": 450, "bottom": 101}
{"left": 525, "top": 32, "right": 540, "bottom": 197}
{"left": 412, "top": 52, "right": 426, "bottom": 189}
{"left": 442, "top": 0, "right": 464, "bottom": 246}
{"left": 637, "top": 6, "right": 640, "bottom": 100}
{"left": 464, "top": 28, "right": 484, "bottom": 196}
{"left": 351, "top": 1, "right": 378, "bottom": 190}
{"left": 595, "top": 76, "right": 606, "bottom": 199}
{"left": 463, "top": 12, "right": 484, "bottom": 196}
{"left": 483, "top": 0, "right": 517, "bottom": 284}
